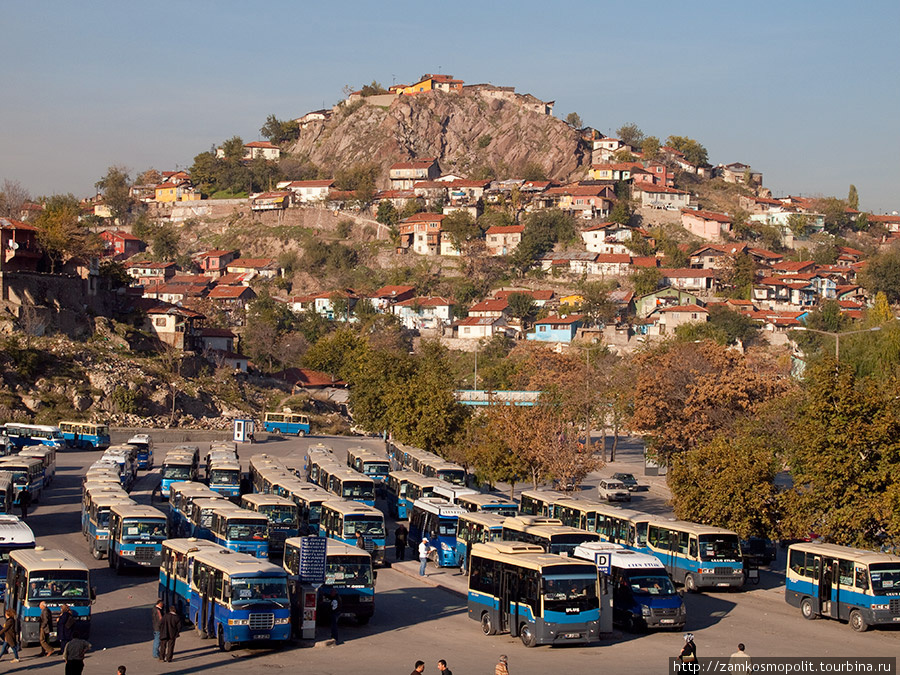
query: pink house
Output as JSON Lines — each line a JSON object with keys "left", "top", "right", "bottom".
{"left": 681, "top": 210, "right": 733, "bottom": 242}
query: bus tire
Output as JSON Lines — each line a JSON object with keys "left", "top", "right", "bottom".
{"left": 519, "top": 624, "right": 536, "bottom": 648}
{"left": 800, "top": 597, "right": 817, "bottom": 620}
{"left": 297, "top": 430, "right": 306, "bottom": 437}
{"left": 218, "top": 625, "right": 233, "bottom": 652}
{"left": 684, "top": 574, "right": 698, "bottom": 593}
{"left": 480, "top": 612, "right": 496, "bottom": 636}
{"left": 849, "top": 609, "right": 868, "bottom": 632}
{"left": 91, "top": 544, "right": 101, "bottom": 561}
{"left": 357, "top": 615, "right": 370, "bottom": 625}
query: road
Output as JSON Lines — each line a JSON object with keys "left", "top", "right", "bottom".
{"left": 10, "top": 434, "right": 899, "bottom": 675}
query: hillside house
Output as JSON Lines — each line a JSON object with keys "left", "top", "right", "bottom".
{"left": 659, "top": 268, "right": 716, "bottom": 292}
{"left": 527, "top": 314, "right": 583, "bottom": 343}
{"left": 100, "top": 230, "right": 147, "bottom": 258}
{"left": 125, "top": 261, "right": 175, "bottom": 286}
{"left": 654, "top": 305, "right": 709, "bottom": 334}
{"left": 398, "top": 213, "right": 446, "bottom": 256}
{"left": 634, "top": 287, "right": 703, "bottom": 318}
{"left": 446, "top": 179, "right": 490, "bottom": 205}
{"left": 208, "top": 284, "right": 257, "bottom": 311}
{"left": 0, "top": 218, "right": 40, "bottom": 272}
{"left": 296, "top": 109, "right": 333, "bottom": 129}
{"left": 453, "top": 316, "right": 508, "bottom": 340}
{"left": 368, "top": 285, "right": 416, "bottom": 312}
{"left": 226, "top": 258, "right": 281, "bottom": 279}
{"left": 143, "top": 282, "right": 208, "bottom": 305}
{"left": 591, "top": 137, "right": 625, "bottom": 163}
{"left": 869, "top": 214, "right": 900, "bottom": 233}
{"left": 154, "top": 182, "right": 201, "bottom": 203}
{"left": 681, "top": 210, "right": 732, "bottom": 242}
{"left": 753, "top": 277, "right": 817, "bottom": 308}
{"left": 690, "top": 244, "right": 749, "bottom": 269}
{"left": 581, "top": 223, "right": 633, "bottom": 255}
{"left": 468, "top": 298, "right": 509, "bottom": 319}
{"left": 485, "top": 225, "right": 524, "bottom": 256}
{"left": 589, "top": 254, "right": 632, "bottom": 277}
{"left": 289, "top": 290, "right": 358, "bottom": 321}
{"left": 400, "top": 74, "right": 464, "bottom": 95}
{"left": 278, "top": 180, "right": 334, "bottom": 203}
{"left": 392, "top": 296, "right": 454, "bottom": 331}
{"left": 196, "top": 250, "right": 239, "bottom": 277}
{"left": 251, "top": 191, "right": 291, "bottom": 211}
{"left": 389, "top": 158, "right": 440, "bottom": 190}
{"left": 216, "top": 141, "right": 281, "bottom": 161}
{"left": 771, "top": 260, "right": 817, "bottom": 276}
{"left": 133, "top": 299, "right": 204, "bottom": 351}
{"left": 412, "top": 181, "right": 447, "bottom": 202}
{"left": 739, "top": 195, "right": 785, "bottom": 214}
{"left": 545, "top": 185, "right": 614, "bottom": 219}
{"left": 633, "top": 185, "right": 691, "bottom": 209}
{"left": 198, "top": 327, "right": 237, "bottom": 353}
{"left": 716, "top": 162, "right": 762, "bottom": 186}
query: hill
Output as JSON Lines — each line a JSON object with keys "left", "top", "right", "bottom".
{"left": 289, "top": 89, "right": 589, "bottom": 183}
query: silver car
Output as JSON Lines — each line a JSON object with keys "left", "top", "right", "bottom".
{"left": 598, "top": 479, "right": 632, "bottom": 502}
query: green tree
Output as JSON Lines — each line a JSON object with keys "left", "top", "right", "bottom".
{"left": 359, "top": 80, "right": 387, "bottom": 96}
{"left": 506, "top": 292, "right": 537, "bottom": 329}
{"left": 302, "top": 327, "right": 365, "bottom": 380}
{"left": 847, "top": 184, "right": 859, "bottom": 210}
{"left": 249, "top": 155, "right": 282, "bottom": 192}
{"left": 151, "top": 224, "right": 180, "bottom": 261}
{"left": 859, "top": 246, "right": 900, "bottom": 303}
{"left": 260, "top": 114, "right": 300, "bottom": 144}
{"left": 676, "top": 306, "right": 759, "bottom": 346}
{"left": 641, "top": 136, "right": 660, "bottom": 160}
{"left": 33, "top": 194, "right": 100, "bottom": 272}
{"left": 721, "top": 252, "right": 756, "bottom": 299}
{"left": 813, "top": 197, "right": 851, "bottom": 234}
{"left": 578, "top": 280, "right": 618, "bottom": 325}
{"left": 441, "top": 210, "right": 479, "bottom": 251}
{"left": 616, "top": 123, "right": 644, "bottom": 148}
{"left": 665, "top": 135, "right": 708, "bottom": 166}
{"left": 189, "top": 151, "right": 221, "bottom": 194}
{"left": 477, "top": 134, "right": 492, "bottom": 149}
{"left": 94, "top": 166, "right": 134, "bottom": 222}
{"left": 221, "top": 136, "right": 245, "bottom": 161}
{"left": 608, "top": 198, "right": 632, "bottom": 227}
{"left": 565, "top": 112, "right": 582, "bottom": 128}
{"left": 376, "top": 201, "right": 399, "bottom": 227}
{"left": 334, "top": 163, "right": 378, "bottom": 203}
{"left": 867, "top": 292, "right": 893, "bottom": 326}
{"left": 520, "top": 162, "right": 547, "bottom": 181}
{"left": 632, "top": 267, "right": 661, "bottom": 295}
{"left": 509, "top": 210, "right": 576, "bottom": 273}
{"left": 787, "top": 213, "right": 812, "bottom": 238}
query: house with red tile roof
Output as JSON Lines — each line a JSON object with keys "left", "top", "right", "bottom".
{"left": 544, "top": 185, "right": 614, "bottom": 219}
{"left": 144, "top": 282, "right": 209, "bottom": 305}
{"left": 277, "top": 179, "right": 335, "bottom": 203}
{"left": 398, "top": 213, "right": 446, "bottom": 255}
{"left": 368, "top": 285, "right": 416, "bottom": 312}
{"left": 288, "top": 289, "right": 358, "bottom": 320}
{"left": 100, "top": 230, "right": 146, "bottom": 259}
{"left": 226, "top": 257, "right": 281, "bottom": 279}
{"left": 251, "top": 191, "right": 291, "bottom": 211}
{"left": 654, "top": 304, "right": 709, "bottom": 333}
{"left": 131, "top": 298, "right": 204, "bottom": 350}
{"left": 198, "top": 327, "right": 237, "bottom": 353}
{"left": 391, "top": 296, "right": 455, "bottom": 331}
{"left": 485, "top": 225, "right": 525, "bottom": 256}
{"left": 581, "top": 222, "right": 634, "bottom": 255}
{"left": 389, "top": 158, "right": 440, "bottom": 190}
{"left": 590, "top": 254, "right": 632, "bottom": 276}
{"left": 468, "top": 298, "right": 509, "bottom": 319}
{"left": 681, "top": 210, "right": 732, "bottom": 242}
{"left": 659, "top": 268, "right": 717, "bottom": 292}
{"left": 452, "top": 315, "right": 509, "bottom": 340}
{"left": 208, "top": 284, "right": 257, "bottom": 307}
{"left": 689, "top": 243, "right": 751, "bottom": 269}
{"left": 273, "top": 367, "right": 346, "bottom": 389}
{"left": 0, "top": 218, "right": 40, "bottom": 272}
{"left": 770, "top": 260, "right": 816, "bottom": 275}
{"left": 633, "top": 184, "right": 691, "bottom": 209}
{"left": 125, "top": 261, "right": 176, "bottom": 285}
{"left": 527, "top": 314, "right": 584, "bottom": 343}
{"left": 868, "top": 214, "right": 900, "bottom": 232}
{"left": 196, "top": 250, "right": 239, "bottom": 277}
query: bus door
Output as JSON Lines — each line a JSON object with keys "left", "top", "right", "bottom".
{"left": 819, "top": 557, "right": 837, "bottom": 618}
{"left": 499, "top": 568, "right": 523, "bottom": 637}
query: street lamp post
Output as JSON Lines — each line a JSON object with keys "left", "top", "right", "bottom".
{"left": 794, "top": 325, "right": 882, "bottom": 360}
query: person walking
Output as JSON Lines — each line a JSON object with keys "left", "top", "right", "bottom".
{"left": 62, "top": 629, "right": 91, "bottom": 675}
{"left": 0, "top": 609, "right": 20, "bottom": 663}
{"left": 418, "top": 537, "right": 433, "bottom": 577}
{"left": 39, "top": 601, "right": 55, "bottom": 656}
{"left": 730, "top": 643, "right": 750, "bottom": 667}
{"left": 495, "top": 654, "right": 509, "bottom": 675}
{"left": 117, "top": 667, "right": 127, "bottom": 675}
{"left": 394, "top": 524, "right": 408, "bottom": 561}
{"left": 437, "top": 658, "right": 452, "bottom": 675}
{"left": 327, "top": 588, "right": 341, "bottom": 644}
{"left": 679, "top": 633, "right": 697, "bottom": 664}
{"left": 151, "top": 599, "right": 164, "bottom": 659}
{"left": 410, "top": 661, "right": 425, "bottom": 674}
{"left": 57, "top": 603, "right": 76, "bottom": 655}
{"left": 17, "top": 488, "right": 31, "bottom": 521}
{"left": 158, "top": 606, "right": 181, "bottom": 663}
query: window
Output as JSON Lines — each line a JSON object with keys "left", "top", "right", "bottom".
{"left": 155, "top": 317, "right": 166, "bottom": 327}
{"left": 838, "top": 560, "right": 854, "bottom": 587}
{"left": 855, "top": 567, "right": 869, "bottom": 590}
{"left": 463, "top": 327, "right": 470, "bottom": 334}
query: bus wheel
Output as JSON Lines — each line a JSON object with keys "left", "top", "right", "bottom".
{"left": 357, "top": 615, "right": 371, "bottom": 626}
{"left": 91, "top": 544, "right": 101, "bottom": 561}
{"left": 218, "top": 626, "right": 233, "bottom": 652}
{"left": 684, "top": 574, "right": 698, "bottom": 593}
{"left": 800, "top": 597, "right": 817, "bottom": 620}
{"left": 297, "top": 430, "right": 306, "bottom": 437}
{"left": 849, "top": 610, "right": 868, "bottom": 632}
{"left": 480, "top": 612, "right": 496, "bottom": 636}
{"left": 519, "top": 624, "right": 536, "bottom": 648}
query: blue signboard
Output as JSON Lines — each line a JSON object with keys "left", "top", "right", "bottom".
{"left": 299, "top": 536, "right": 327, "bottom": 585}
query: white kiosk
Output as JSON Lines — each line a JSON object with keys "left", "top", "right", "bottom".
{"left": 233, "top": 418, "right": 255, "bottom": 443}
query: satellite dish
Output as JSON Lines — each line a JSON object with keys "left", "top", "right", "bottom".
{"left": 8, "top": 241, "right": 19, "bottom": 250}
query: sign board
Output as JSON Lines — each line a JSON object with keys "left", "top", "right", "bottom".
{"left": 594, "top": 552, "right": 611, "bottom": 575}
{"left": 298, "top": 536, "right": 327, "bottom": 585}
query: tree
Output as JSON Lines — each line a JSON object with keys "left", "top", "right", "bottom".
{"left": 608, "top": 198, "right": 632, "bottom": 227}
{"left": 95, "top": 166, "right": 134, "bottom": 222}
{"left": 812, "top": 197, "right": 850, "bottom": 234}
{"left": 859, "top": 245, "right": 900, "bottom": 303}
{"left": 33, "top": 194, "right": 100, "bottom": 272}
{"left": 616, "top": 123, "right": 644, "bottom": 148}
{"left": 376, "top": 201, "right": 399, "bottom": 228}
{"left": 520, "top": 162, "right": 547, "bottom": 182}
{"left": 509, "top": 210, "right": 576, "bottom": 273}
{"left": 631, "top": 267, "right": 661, "bottom": 296}
{"left": 787, "top": 213, "right": 812, "bottom": 238}
{"left": 189, "top": 151, "right": 221, "bottom": 194}
{"left": 665, "top": 135, "right": 708, "bottom": 166}
{"left": 440, "top": 210, "right": 479, "bottom": 251}
{"left": 136, "top": 168, "right": 162, "bottom": 186}
{"left": 0, "top": 180, "right": 30, "bottom": 218}
{"left": 868, "top": 292, "right": 893, "bottom": 326}
{"left": 565, "top": 112, "right": 582, "bottom": 129}
{"left": 260, "top": 114, "right": 300, "bottom": 145}
{"left": 641, "top": 136, "right": 660, "bottom": 160}
{"left": 506, "top": 292, "right": 537, "bottom": 330}
{"left": 720, "top": 251, "right": 756, "bottom": 299}
{"left": 359, "top": 81, "right": 387, "bottom": 97}
{"left": 151, "top": 224, "right": 180, "bottom": 261}
{"left": 578, "top": 280, "right": 618, "bottom": 325}
{"left": 457, "top": 412, "right": 529, "bottom": 497}
{"left": 612, "top": 149, "right": 637, "bottom": 163}
{"left": 676, "top": 306, "right": 760, "bottom": 346}
{"left": 302, "top": 327, "right": 365, "bottom": 381}
{"left": 334, "top": 163, "right": 378, "bottom": 204}
{"left": 220, "top": 136, "right": 245, "bottom": 162}
{"left": 848, "top": 184, "right": 859, "bottom": 211}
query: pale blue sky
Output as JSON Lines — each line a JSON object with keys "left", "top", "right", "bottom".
{"left": 2, "top": 1, "right": 898, "bottom": 213}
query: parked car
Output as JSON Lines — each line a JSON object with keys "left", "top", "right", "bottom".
{"left": 598, "top": 479, "right": 631, "bottom": 502}
{"left": 612, "top": 472, "right": 648, "bottom": 492}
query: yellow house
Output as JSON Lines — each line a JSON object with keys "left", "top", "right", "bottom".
{"left": 400, "top": 73, "right": 464, "bottom": 95}
{"left": 588, "top": 163, "right": 639, "bottom": 181}
{"left": 558, "top": 294, "right": 584, "bottom": 314}
{"left": 155, "top": 182, "right": 201, "bottom": 203}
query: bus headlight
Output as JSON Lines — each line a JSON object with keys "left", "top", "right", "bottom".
{"left": 228, "top": 619, "right": 249, "bottom": 625}
{"left": 441, "top": 543, "right": 452, "bottom": 552}
{"left": 274, "top": 616, "right": 291, "bottom": 624}
{"left": 641, "top": 606, "right": 651, "bottom": 617}
{"left": 23, "top": 616, "right": 40, "bottom": 622}
{"left": 872, "top": 604, "right": 889, "bottom": 610}
{"left": 98, "top": 534, "right": 108, "bottom": 540}
{"left": 734, "top": 568, "right": 744, "bottom": 575}
{"left": 120, "top": 549, "right": 135, "bottom": 556}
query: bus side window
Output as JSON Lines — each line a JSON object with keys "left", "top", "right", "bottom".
{"left": 689, "top": 537, "right": 698, "bottom": 559}
{"left": 838, "top": 560, "right": 853, "bottom": 586}
{"left": 678, "top": 532, "right": 690, "bottom": 556}
{"left": 806, "top": 554, "right": 820, "bottom": 580}
{"left": 648, "top": 526, "right": 658, "bottom": 548}
{"left": 213, "top": 571, "right": 224, "bottom": 600}
{"left": 789, "top": 549, "right": 805, "bottom": 575}
{"left": 855, "top": 567, "right": 869, "bottom": 590}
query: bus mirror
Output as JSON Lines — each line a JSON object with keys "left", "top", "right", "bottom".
{"left": 373, "top": 571, "right": 378, "bottom": 581}
{"left": 90, "top": 587, "right": 97, "bottom": 602}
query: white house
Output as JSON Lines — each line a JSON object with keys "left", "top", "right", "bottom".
{"left": 633, "top": 185, "right": 691, "bottom": 209}
{"left": 278, "top": 180, "right": 335, "bottom": 203}
{"left": 392, "top": 296, "right": 455, "bottom": 331}
{"left": 453, "top": 316, "right": 509, "bottom": 340}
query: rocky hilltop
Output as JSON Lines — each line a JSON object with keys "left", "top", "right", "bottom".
{"left": 290, "top": 89, "right": 589, "bottom": 183}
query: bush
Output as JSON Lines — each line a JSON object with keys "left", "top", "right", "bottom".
{"left": 478, "top": 135, "right": 492, "bottom": 149}
{"left": 110, "top": 386, "right": 140, "bottom": 414}
{"left": 336, "top": 219, "right": 354, "bottom": 239}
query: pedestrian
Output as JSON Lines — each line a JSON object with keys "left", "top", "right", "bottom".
{"left": 62, "top": 629, "right": 91, "bottom": 675}
{"left": 410, "top": 661, "right": 425, "bottom": 674}
{"left": 0, "top": 608, "right": 20, "bottom": 663}
{"left": 437, "top": 658, "right": 452, "bottom": 675}
{"left": 17, "top": 488, "right": 31, "bottom": 520}
{"left": 679, "top": 633, "right": 697, "bottom": 664}
{"left": 58, "top": 603, "right": 76, "bottom": 655}
{"left": 39, "top": 600, "right": 55, "bottom": 656}
{"left": 730, "top": 642, "right": 750, "bottom": 667}
{"left": 158, "top": 605, "right": 181, "bottom": 663}
{"left": 394, "top": 523, "right": 408, "bottom": 561}
{"left": 495, "top": 654, "right": 509, "bottom": 675}
{"left": 151, "top": 598, "right": 164, "bottom": 659}
{"left": 356, "top": 531, "right": 366, "bottom": 549}
{"left": 418, "top": 537, "right": 433, "bottom": 577}
{"left": 328, "top": 588, "right": 341, "bottom": 644}
{"left": 117, "top": 667, "right": 127, "bottom": 675}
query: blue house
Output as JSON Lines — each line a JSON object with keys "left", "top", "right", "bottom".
{"left": 526, "top": 314, "right": 583, "bottom": 343}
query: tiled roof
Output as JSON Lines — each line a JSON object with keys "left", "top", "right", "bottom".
{"left": 245, "top": 141, "right": 279, "bottom": 149}
{"left": 534, "top": 314, "right": 583, "bottom": 325}
{"left": 394, "top": 296, "right": 454, "bottom": 308}
{"left": 636, "top": 185, "right": 688, "bottom": 194}
{"left": 455, "top": 316, "right": 505, "bottom": 326}
{"left": 390, "top": 158, "right": 437, "bottom": 170}
{"left": 401, "top": 212, "right": 446, "bottom": 223}
{"left": 658, "top": 305, "right": 708, "bottom": 313}
{"left": 372, "top": 285, "right": 415, "bottom": 299}
{"left": 125, "top": 261, "right": 175, "bottom": 270}
{"left": 196, "top": 249, "right": 237, "bottom": 259}
{"left": 659, "top": 268, "right": 716, "bottom": 278}
{"left": 208, "top": 285, "right": 255, "bottom": 299}
{"left": 485, "top": 225, "right": 524, "bottom": 235}
{"left": 200, "top": 327, "right": 236, "bottom": 338}
{"left": 273, "top": 368, "right": 345, "bottom": 388}
{"left": 594, "top": 254, "right": 632, "bottom": 263}
{"left": 684, "top": 210, "right": 732, "bottom": 223}
{"left": 285, "top": 180, "right": 334, "bottom": 188}
{"left": 469, "top": 298, "right": 509, "bottom": 313}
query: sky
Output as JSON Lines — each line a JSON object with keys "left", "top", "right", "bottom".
{"left": 2, "top": 0, "right": 898, "bottom": 213}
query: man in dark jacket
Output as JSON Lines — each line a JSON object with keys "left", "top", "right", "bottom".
{"left": 158, "top": 606, "right": 181, "bottom": 663}
{"left": 57, "top": 604, "right": 75, "bottom": 655}
{"left": 151, "top": 599, "right": 164, "bottom": 659}
{"left": 39, "top": 601, "right": 54, "bottom": 657}
{"left": 17, "top": 489, "right": 31, "bottom": 521}
{"left": 394, "top": 524, "right": 408, "bottom": 561}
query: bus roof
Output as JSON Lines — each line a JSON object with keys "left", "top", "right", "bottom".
{"left": 573, "top": 542, "right": 666, "bottom": 570}
{"left": 242, "top": 494, "right": 296, "bottom": 508}
{"left": 329, "top": 469, "right": 375, "bottom": 483}
{"left": 324, "top": 537, "right": 373, "bottom": 559}
{"left": 387, "top": 470, "right": 422, "bottom": 481}
{"left": 432, "top": 484, "right": 477, "bottom": 500}
{"left": 788, "top": 541, "right": 900, "bottom": 565}
{"left": 162, "top": 538, "right": 225, "bottom": 556}
{"left": 172, "top": 484, "right": 220, "bottom": 499}
{"left": 3, "top": 423, "right": 61, "bottom": 432}
{"left": 641, "top": 516, "right": 737, "bottom": 537}
{"left": 457, "top": 493, "right": 518, "bottom": 507}
{"left": 458, "top": 511, "right": 507, "bottom": 528}
{"left": 471, "top": 542, "right": 598, "bottom": 573}
{"left": 191, "top": 498, "right": 233, "bottom": 510}
{"left": 208, "top": 459, "right": 241, "bottom": 471}
{"left": 211, "top": 506, "right": 268, "bottom": 522}
{"left": 413, "top": 498, "right": 467, "bottom": 518}
{"left": 321, "top": 500, "right": 383, "bottom": 518}
{"left": 10, "top": 548, "right": 89, "bottom": 572}
{"left": 110, "top": 504, "right": 167, "bottom": 520}
{"left": 89, "top": 494, "right": 135, "bottom": 509}
{"left": 0, "top": 457, "right": 44, "bottom": 469}
{"left": 18, "top": 447, "right": 54, "bottom": 458}
{"left": 0, "top": 515, "right": 35, "bottom": 545}
{"left": 191, "top": 548, "right": 286, "bottom": 577}
{"left": 163, "top": 454, "right": 196, "bottom": 465}
{"left": 504, "top": 515, "right": 563, "bottom": 528}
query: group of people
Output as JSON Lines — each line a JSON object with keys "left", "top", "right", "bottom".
{"left": 410, "top": 657, "right": 462, "bottom": 675}
{"left": 0, "top": 603, "right": 91, "bottom": 674}
{"left": 151, "top": 599, "right": 182, "bottom": 662}
{"left": 678, "top": 634, "right": 751, "bottom": 667}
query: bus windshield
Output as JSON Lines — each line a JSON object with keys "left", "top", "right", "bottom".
{"left": 341, "top": 483, "right": 375, "bottom": 500}
{"left": 363, "top": 462, "right": 390, "bottom": 476}
{"left": 869, "top": 564, "right": 900, "bottom": 595}
{"left": 122, "top": 520, "right": 167, "bottom": 541}
{"left": 163, "top": 466, "right": 191, "bottom": 480}
{"left": 28, "top": 574, "right": 90, "bottom": 601}
{"left": 542, "top": 574, "right": 598, "bottom": 613}
{"left": 210, "top": 470, "right": 240, "bottom": 485}
{"left": 260, "top": 506, "right": 297, "bottom": 526}
{"left": 698, "top": 534, "right": 742, "bottom": 561}
{"left": 437, "top": 470, "right": 465, "bottom": 486}
{"left": 344, "top": 517, "right": 384, "bottom": 538}
{"left": 226, "top": 521, "right": 267, "bottom": 541}
{"left": 96, "top": 511, "right": 112, "bottom": 528}
{"left": 627, "top": 573, "right": 677, "bottom": 596}
{"left": 548, "top": 534, "right": 595, "bottom": 557}
{"left": 326, "top": 559, "right": 373, "bottom": 587}
{"left": 437, "top": 518, "right": 458, "bottom": 537}
{"left": 230, "top": 577, "right": 289, "bottom": 607}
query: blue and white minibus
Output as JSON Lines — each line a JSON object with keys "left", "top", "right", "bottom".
{"left": 518, "top": 489, "right": 562, "bottom": 517}
{"left": 59, "top": 421, "right": 110, "bottom": 450}
{"left": 160, "top": 453, "right": 198, "bottom": 498}
{"left": 209, "top": 506, "right": 269, "bottom": 559}
{"left": 786, "top": 541, "right": 900, "bottom": 632}
{"left": 0, "top": 471, "right": 15, "bottom": 514}
{"left": 18, "top": 447, "right": 56, "bottom": 487}
{"left": 502, "top": 516, "right": 601, "bottom": 557}
{"left": 159, "top": 538, "right": 223, "bottom": 619}
{"left": 0, "top": 515, "right": 35, "bottom": 602}
{"left": 207, "top": 458, "right": 242, "bottom": 500}
{"left": 2, "top": 423, "right": 66, "bottom": 450}
{"left": 0, "top": 456, "right": 44, "bottom": 504}
{"left": 6, "top": 548, "right": 93, "bottom": 645}
{"left": 324, "top": 468, "right": 376, "bottom": 507}
{"left": 386, "top": 472, "right": 437, "bottom": 520}
{"left": 456, "top": 493, "right": 519, "bottom": 517}
{"left": 283, "top": 483, "right": 332, "bottom": 535}
{"left": 346, "top": 447, "right": 391, "bottom": 487}
{"left": 468, "top": 541, "right": 600, "bottom": 647}
{"left": 84, "top": 492, "right": 133, "bottom": 560}
{"left": 263, "top": 411, "right": 311, "bottom": 436}
{"left": 189, "top": 547, "right": 291, "bottom": 651}
{"left": 169, "top": 482, "right": 221, "bottom": 538}
{"left": 107, "top": 504, "right": 168, "bottom": 573}
{"left": 318, "top": 500, "right": 386, "bottom": 566}
{"left": 456, "top": 511, "right": 505, "bottom": 570}
{"left": 126, "top": 434, "right": 154, "bottom": 469}
{"left": 188, "top": 498, "right": 235, "bottom": 541}
{"left": 241, "top": 494, "right": 298, "bottom": 557}
{"left": 408, "top": 497, "right": 467, "bottom": 568}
